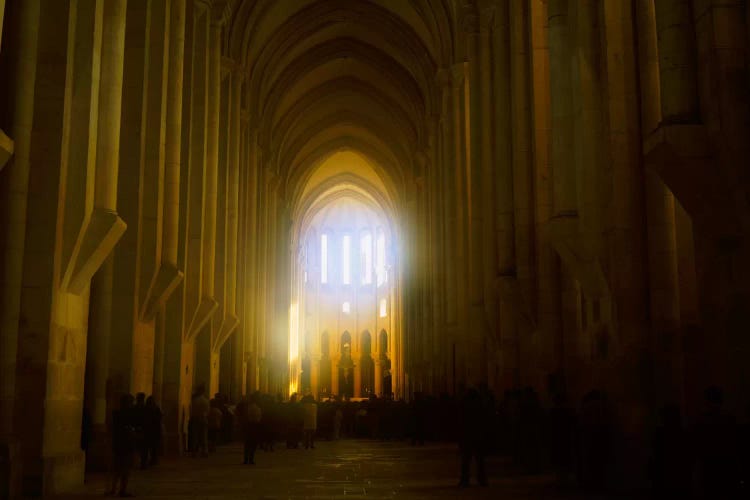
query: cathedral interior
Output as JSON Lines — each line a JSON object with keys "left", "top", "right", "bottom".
{"left": 0, "top": 0, "right": 749, "bottom": 497}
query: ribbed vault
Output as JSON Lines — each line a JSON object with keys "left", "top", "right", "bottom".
{"left": 225, "top": 0, "right": 456, "bottom": 206}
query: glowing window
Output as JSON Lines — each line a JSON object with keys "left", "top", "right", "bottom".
{"left": 361, "top": 232, "right": 372, "bottom": 284}
{"left": 376, "top": 230, "right": 386, "bottom": 286}
{"left": 342, "top": 235, "right": 351, "bottom": 285}
{"left": 379, "top": 298, "right": 387, "bottom": 318}
{"left": 321, "top": 234, "right": 328, "bottom": 284}
{"left": 304, "top": 271, "right": 308, "bottom": 283}
{"left": 342, "top": 302, "right": 351, "bottom": 314}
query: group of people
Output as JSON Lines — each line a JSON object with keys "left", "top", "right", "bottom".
{"left": 108, "top": 393, "right": 163, "bottom": 497}
{"left": 99, "top": 381, "right": 749, "bottom": 497}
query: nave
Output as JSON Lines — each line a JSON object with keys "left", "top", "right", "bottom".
{"left": 56, "top": 440, "right": 626, "bottom": 500}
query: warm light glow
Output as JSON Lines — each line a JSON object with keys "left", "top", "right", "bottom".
{"left": 342, "top": 235, "right": 351, "bottom": 284}
{"left": 321, "top": 234, "right": 328, "bottom": 283}
{"left": 288, "top": 302, "right": 300, "bottom": 395}
{"left": 361, "top": 232, "right": 372, "bottom": 284}
{"left": 379, "top": 298, "right": 387, "bottom": 318}
{"left": 376, "top": 229, "right": 386, "bottom": 286}
{"left": 342, "top": 301, "right": 351, "bottom": 314}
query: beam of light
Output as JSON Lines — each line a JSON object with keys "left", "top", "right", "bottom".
{"left": 321, "top": 234, "right": 328, "bottom": 283}
{"left": 342, "top": 234, "right": 351, "bottom": 284}
{"left": 376, "top": 229, "right": 386, "bottom": 286}
{"left": 361, "top": 231, "right": 372, "bottom": 284}
{"left": 288, "top": 302, "right": 299, "bottom": 395}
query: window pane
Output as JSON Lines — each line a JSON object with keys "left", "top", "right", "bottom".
{"left": 376, "top": 230, "right": 386, "bottom": 286}
{"left": 379, "top": 298, "right": 387, "bottom": 318}
{"left": 342, "top": 302, "right": 350, "bottom": 314}
{"left": 361, "top": 232, "right": 372, "bottom": 284}
{"left": 321, "top": 234, "right": 328, "bottom": 284}
{"left": 343, "top": 235, "right": 351, "bottom": 284}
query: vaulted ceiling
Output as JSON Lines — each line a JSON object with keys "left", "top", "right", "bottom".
{"left": 220, "top": 0, "right": 458, "bottom": 212}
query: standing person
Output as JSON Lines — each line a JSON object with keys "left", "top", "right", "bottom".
{"left": 143, "top": 396, "right": 162, "bottom": 467}
{"left": 333, "top": 404, "right": 343, "bottom": 440}
{"left": 208, "top": 398, "right": 223, "bottom": 453}
{"left": 458, "top": 387, "right": 488, "bottom": 487}
{"left": 190, "top": 385, "right": 210, "bottom": 457}
{"left": 243, "top": 393, "right": 262, "bottom": 464}
{"left": 133, "top": 393, "right": 148, "bottom": 469}
{"left": 302, "top": 393, "right": 318, "bottom": 449}
{"left": 109, "top": 394, "right": 136, "bottom": 497}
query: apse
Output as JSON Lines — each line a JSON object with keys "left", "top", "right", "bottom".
{"left": 287, "top": 150, "right": 401, "bottom": 399}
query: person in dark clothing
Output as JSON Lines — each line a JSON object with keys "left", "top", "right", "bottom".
{"left": 459, "top": 387, "right": 489, "bottom": 487}
{"left": 578, "top": 390, "right": 612, "bottom": 493}
{"left": 133, "top": 392, "right": 148, "bottom": 469}
{"left": 410, "top": 392, "right": 427, "bottom": 446}
{"left": 143, "top": 396, "right": 162, "bottom": 467}
{"left": 243, "top": 393, "right": 263, "bottom": 464}
{"left": 650, "top": 404, "right": 691, "bottom": 497}
{"left": 81, "top": 405, "right": 93, "bottom": 453}
{"left": 693, "top": 386, "right": 739, "bottom": 498}
{"left": 109, "top": 393, "right": 136, "bottom": 497}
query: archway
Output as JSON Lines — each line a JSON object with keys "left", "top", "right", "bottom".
{"left": 288, "top": 152, "right": 402, "bottom": 399}
{"left": 360, "top": 331, "right": 374, "bottom": 397}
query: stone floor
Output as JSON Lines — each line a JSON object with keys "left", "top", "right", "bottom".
{"left": 58, "top": 440, "right": 614, "bottom": 499}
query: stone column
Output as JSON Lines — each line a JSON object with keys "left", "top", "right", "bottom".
{"left": 529, "top": 0, "right": 564, "bottom": 391}
{"left": 374, "top": 358, "right": 383, "bottom": 396}
{"left": 654, "top": 0, "right": 699, "bottom": 123}
{"left": 479, "top": 9, "right": 499, "bottom": 342}
{"left": 638, "top": 0, "right": 683, "bottom": 408}
{"left": 464, "top": 10, "right": 488, "bottom": 384}
{"left": 82, "top": 0, "right": 128, "bottom": 433}
{"left": 548, "top": 0, "right": 577, "bottom": 217}
{"left": 199, "top": 19, "right": 222, "bottom": 394}
{"left": 145, "top": 0, "right": 187, "bottom": 319}
{"left": 85, "top": 256, "right": 114, "bottom": 469}
{"left": 226, "top": 70, "right": 242, "bottom": 401}
{"left": 493, "top": 1, "right": 521, "bottom": 389}
{"left": 0, "top": 0, "right": 39, "bottom": 439}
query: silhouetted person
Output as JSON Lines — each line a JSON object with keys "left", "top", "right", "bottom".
{"left": 133, "top": 392, "right": 148, "bottom": 469}
{"left": 208, "top": 398, "right": 223, "bottom": 453}
{"left": 410, "top": 392, "right": 426, "bottom": 446}
{"left": 693, "top": 386, "right": 738, "bottom": 497}
{"left": 519, "top": 387, "right": 543, "bottom": 473}
{"left": 302, "top": 393, "right": 317, "bottom": 449}
{"left": 81, "top": 405, "right": 92, "bottom": 455}
{"left": 286, "top": 393, "right": 303, "bottom": 448}
{"left": 243, "top": 393, "right": 262, "bottom": 465}
{"left": 333, "top": 405, "right": 343, "bottom": 440}
{"left": 459, "top": 387, "right": 488, "bottom": 487}
{"left": 143, "top": 396, "right": 162, "bottom": 467}
{"left": 650, "top": 404, "right": 691, "bottom": 497}
{"left": 546, "top": 383, "right": 575, "bottom": 486}
{"left": 578, "top": 390, "right": 611, "bottom": 493}
{"left": 109, "top": 393, "right": 136, "bottom": 497}
{"left": 190, "top": 385, "right": 209, "bottom": 457}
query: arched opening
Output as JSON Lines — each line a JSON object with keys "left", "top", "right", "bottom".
{"left": 360, "top": 331, "right": 374, "bottom": 397}
{"left": 319, "top": 331, "right": 331, "bottom": 397}
{"left": 379, "top": 329, "right": 392, "bottom": 397}
{"left": 339, "top": 331, "right": 354, "bottom": 398}
{"left": 287, "top": 151, "right": 402, "bottom": 399}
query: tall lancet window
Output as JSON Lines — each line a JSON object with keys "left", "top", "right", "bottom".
{"left": 342, "top": 235, "right": 351, "bottom": 285}
{"left": 361, "top": 232, "right": 372, "bottom": 285}
{"left": 321, "top": 233, "right": 328, "bottom": 284}
{"left": 376, "top": 229, "right": 386, "bottom": 287}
